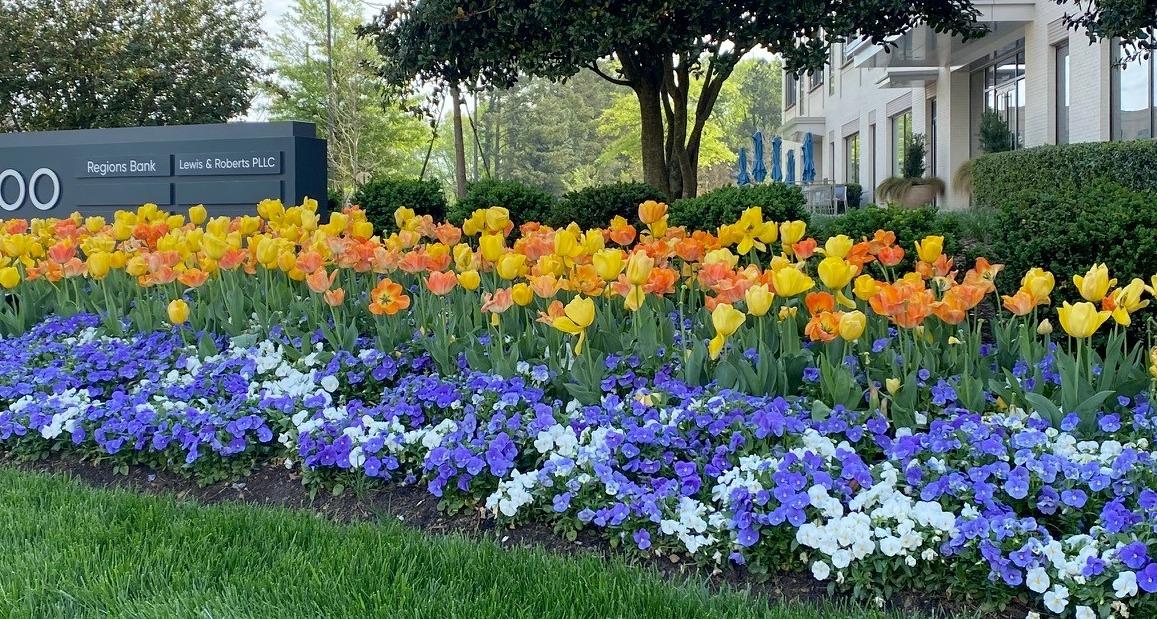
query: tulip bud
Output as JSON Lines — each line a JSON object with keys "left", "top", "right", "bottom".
{"left": 167, "top": 299, "right": 190, "bottom": 325}
{"left": 885, "top": 378, "right": 901, "bottom": 395}
{"left": 1036, "top": 319, "right": 1053, "bottom": 335}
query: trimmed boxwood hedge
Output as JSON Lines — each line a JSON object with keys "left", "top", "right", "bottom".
{"left": 352, "top": 178, "right": 448, "bottom": 234}
{"left": 547, "top": 182, "right": 667, "bottom": 229}
{"left": 446, "top": 179, "right": 558, "bottom": 227}
{"left": 972, "top": 140, "right": 1157, "bottom": 209}
{"left": 989, "top": 180, "right": 1157, "bottom": 300}
{"left": 669, "top": 184, "right": 808, "bottom": 232}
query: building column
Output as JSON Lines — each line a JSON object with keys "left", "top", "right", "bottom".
{"left": 935, "top": 69, "right": 973, "bottom": 209}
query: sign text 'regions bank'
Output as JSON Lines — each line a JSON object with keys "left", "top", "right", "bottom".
{"left": 0, "top": 122, "right": 326, "bottom": 217}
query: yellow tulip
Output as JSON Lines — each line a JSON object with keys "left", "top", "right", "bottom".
{"left": 255, "top": 237, "right": 279, "bottom": 267}
{"left": 479, "top": 233, "right": 505, "bottom": 263}
{"left": 458, "top": 270, "right": 481, "bottom": 291}
{"left": 772, "top": 267, "right": 815, "bottom": 298}
{"left": 838, "top": 310, "right": 867, "bottom": 341}
{"left": 202, "top": 234, "right": 228, "bottom": 260}
{"left": 625, "top": 251, "right": 655, "bottom": 286}
{"left": 823, "top": 235, "right": 853, "bottom": 259}
{"left": 0, "top": 266, "right": 20, "bottom": 289}
{"left": 552, "top": 296, "right": 596, "bottom": 354}
{"left": 167, "top": 299, "right": 190, "bottom": 325}
{"left": 779, "top": 220, "right": 807, "bottom": 247}
{"left": 592, "top": 249, "right": 626, "bottom": 282}
{"left": 1108, "top": 278, "right": 1149, "bottom": 325}
{"left": 394, "top": 206, "right": 416, "bottom": 230}
{"left": 452, "top": 243, "right": 475, "bottom": 271}
{"left": 1, "top": 235, "right": 29, "bottom": 258}
{"left": 484, "top": 207, "right": 510, "bottom": 233}
{"left": 1057, "top": 301, "right": 1111, "bottom": 339}
{"left": 84, "top": 216, "right": 106, "bottom": 233}
{"left": 853, "top": 274, "right": 880, "bottom": 301}
{"left": 778, "top": 306, "right": 798, "bottom": 321}
{"left": 582, "top": 230, "right": 605, "bottom": 254}
{"left": 496, "top": 253, "right": 526, "bottom": 280}
{"left": 462, "top": 210, "right": 486, "bottom": 236}
{"left": 188, "top": 205, "right": 207, "bottom": 226}
{"left": 708, "top": 303, "right": 746, "bottom": 360}
{"left": 638, "top": 200, "right": 668, "bottom": 225}
{"left": 1020, "top": 268, "right": 1055, "bottom": 305}
{"left": 885, "top": 378, "right": 901, "bottom": 395}
{"left": 86, "top": 252, "right": 112, "bottom": 280}
{"left": 1072, "top": 263, "right": 1115, "bottom": 303}
{"left": 554, "top": 228, "right": 582, "bottom": 260}
{"left": 511, "top": 283, "right": 533, "bottom": 306}
{"left": 1150, "top": 347, "right": 1157, "bottom": 380}
{"left": 126, "top": 256, "right": 149, "bottom": 277}
{"left": 817, "top": 256, "right": 858, "bottom": 290}
{"left": 703, "top": 248, "right": 739, "bottom": 268}
{"left": 744, "top": 284, "right": 774, "bottom": 317}
{"left": 165, "top": 214, "right": 185, "bottom": 230}
{"left": 351, "top": 221, "right": 374, "bottom": 239}
{"left": 915, "top": 235, "right": 944, "bottom": 263}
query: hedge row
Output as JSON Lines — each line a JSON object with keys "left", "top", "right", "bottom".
{"left": 972, "top": 140, "right": 1157, "bottom": 209}
{"left": 352, "top": 178, "right": 808, "bottom": 234}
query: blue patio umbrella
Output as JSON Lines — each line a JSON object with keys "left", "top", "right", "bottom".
{"left": 785, "top": 149, "right": 796, "bottom": 184}
{"left": 770, "top": 136, "right": 783, "bottom": 183}
{"left": 801, "top": 132, "right": 817, "bottom": 184}
{"left": 751, "top": 131, "right": 767, "bottom": 183}
{"left": 736, "top": 147, "right": 752, "bottom": 185}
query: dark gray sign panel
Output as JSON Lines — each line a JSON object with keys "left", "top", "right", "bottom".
{"left": 0, "top": 122, "right": 327, "bottom": 218}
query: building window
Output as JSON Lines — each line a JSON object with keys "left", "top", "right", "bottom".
{"left": 785, "top": 73, "right": 799, "bottom": 108}
{"left": 969, "top": 40, "right": 1026, "bottom": 153}
{"left": 891, "top": 110, "right": 912, "bottom": 177}
{"left": 844, "top": 133, "right": 860, "bottom": 185}
{"left": 1111, "top": 40, "right": 1156, "bottom": 141}
{"left": 809, "top": 68, "right": 824, "bottom": 91}
{"left": 829, "top": 46, "right": 837, "bottom": 96}
{"left": 1056, "top": 43, "right": 1070, "bottom": 144}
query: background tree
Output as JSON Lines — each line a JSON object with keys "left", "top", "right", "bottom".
{"left": 0, "top": 0, "right": 263, "bottom": 131}
{"left": 262, "top": 0, "right": 430, "bottom": 199}
{"left": 361, "top": 0, "right": 990, "bottom": 199}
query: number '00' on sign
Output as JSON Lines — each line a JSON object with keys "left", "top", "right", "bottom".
{"left": 0, "top": 168, "right": 60, "bottom": 211}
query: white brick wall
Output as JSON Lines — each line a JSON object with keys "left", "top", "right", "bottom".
{"left": 781, "top": 0, "right": 1114, "bottom": 209}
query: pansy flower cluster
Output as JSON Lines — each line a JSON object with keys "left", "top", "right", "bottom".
{"left": 1, "top": 313, "right": 1156, "bottom": 618}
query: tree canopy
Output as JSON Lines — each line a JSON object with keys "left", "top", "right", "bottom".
{"left": 362, "top": 0, "right": 1157, "bottom": 199}
{"left": 262, "top": 0, "right": 430, "bottom": 198}
{"left": 0, "top": 0, "right": 263, "bottom": 131}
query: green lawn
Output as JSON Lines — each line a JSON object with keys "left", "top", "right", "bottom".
{"left": 0, "top": 468, "right": 946, "bottom": 619}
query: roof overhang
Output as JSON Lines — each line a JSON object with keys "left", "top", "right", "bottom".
{"left": 874, "top": 67, "right": 942, "bottom": 89}
{"left": 849, "top": 4, "right": 1034, "bottom": 71}
{"left": 780, "top": 116, "right": 825, "bottom": 143}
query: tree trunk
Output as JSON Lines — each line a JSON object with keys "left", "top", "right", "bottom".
{"left": 450, "top": 87, "right": 468, "bottom": 200}
{"left": 632, "top": 76, "right": 671, "bottom": 198}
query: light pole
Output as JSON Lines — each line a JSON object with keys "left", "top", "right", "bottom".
{"left": 325, "top": 0, "right": 334, "bottom": 144}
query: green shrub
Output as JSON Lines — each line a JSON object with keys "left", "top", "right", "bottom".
{"left": 548, "top": 182, "right": 666, "bottom": 229}
{"left": 352, "top": 178, "right": 448, "bottom": 234}
{"left": 990, "top": 180, "right": 1157, "bottom": 298}
{"left": 809, "top": 205, "right": 990, "bottom": 272}
{"left": 845, "top": 183, "right": 862, "bottom": 209}
{"left": 669, "top": 184, "right": 808, "bottom": 231}
{"left": 447, "top": 179, "right": 557, "bottom": 227}
{"left": 972, "top": 140, "right": 1157, "bottom": 209}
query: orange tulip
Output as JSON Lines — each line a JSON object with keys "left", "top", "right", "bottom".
{"left": 804, "top": 311, "right": 842, "bottom": 343}
{"left": 426, "top": 270, "right": 458, "bottom": 296}
{"left": 1002, "top": 289, "right": 1036, "bottom": 316}
{"left": 481, "top": 288, "right": 515, "bottom": 314}
{"left": 368, "top": 278, "right": 410, "bottom": 316}
{"left": 805, "top": 291, "right": 836, "bottom": 315}
{"left": 178, "top": 268, "right": 209, "bottom": 288}
{"left": 323, "top": 288, "right": 346, "bottom": 307}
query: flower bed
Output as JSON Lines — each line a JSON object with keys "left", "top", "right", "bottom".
{"left": 0, "top": 200, "right": 1155, "bottom": 617}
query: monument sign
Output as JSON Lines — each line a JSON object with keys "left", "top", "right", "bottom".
{"left": 0, "top": 122, "right": 327, "bottom": 217}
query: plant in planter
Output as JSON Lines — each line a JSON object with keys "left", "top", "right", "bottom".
{"left": 876, "top": 133, "right": 945, "bottom": 208}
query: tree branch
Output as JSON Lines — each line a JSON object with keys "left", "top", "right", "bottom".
{"left": 587, "top": 62, "right": 632, "bottom": 87}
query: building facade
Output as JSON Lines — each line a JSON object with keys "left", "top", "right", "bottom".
{"left": 780, "top": 1, "right": 1157, "bottom": 208}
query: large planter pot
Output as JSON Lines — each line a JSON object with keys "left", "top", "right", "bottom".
{"left": 899, "top": 183, "right": 938, "bottom": 208}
